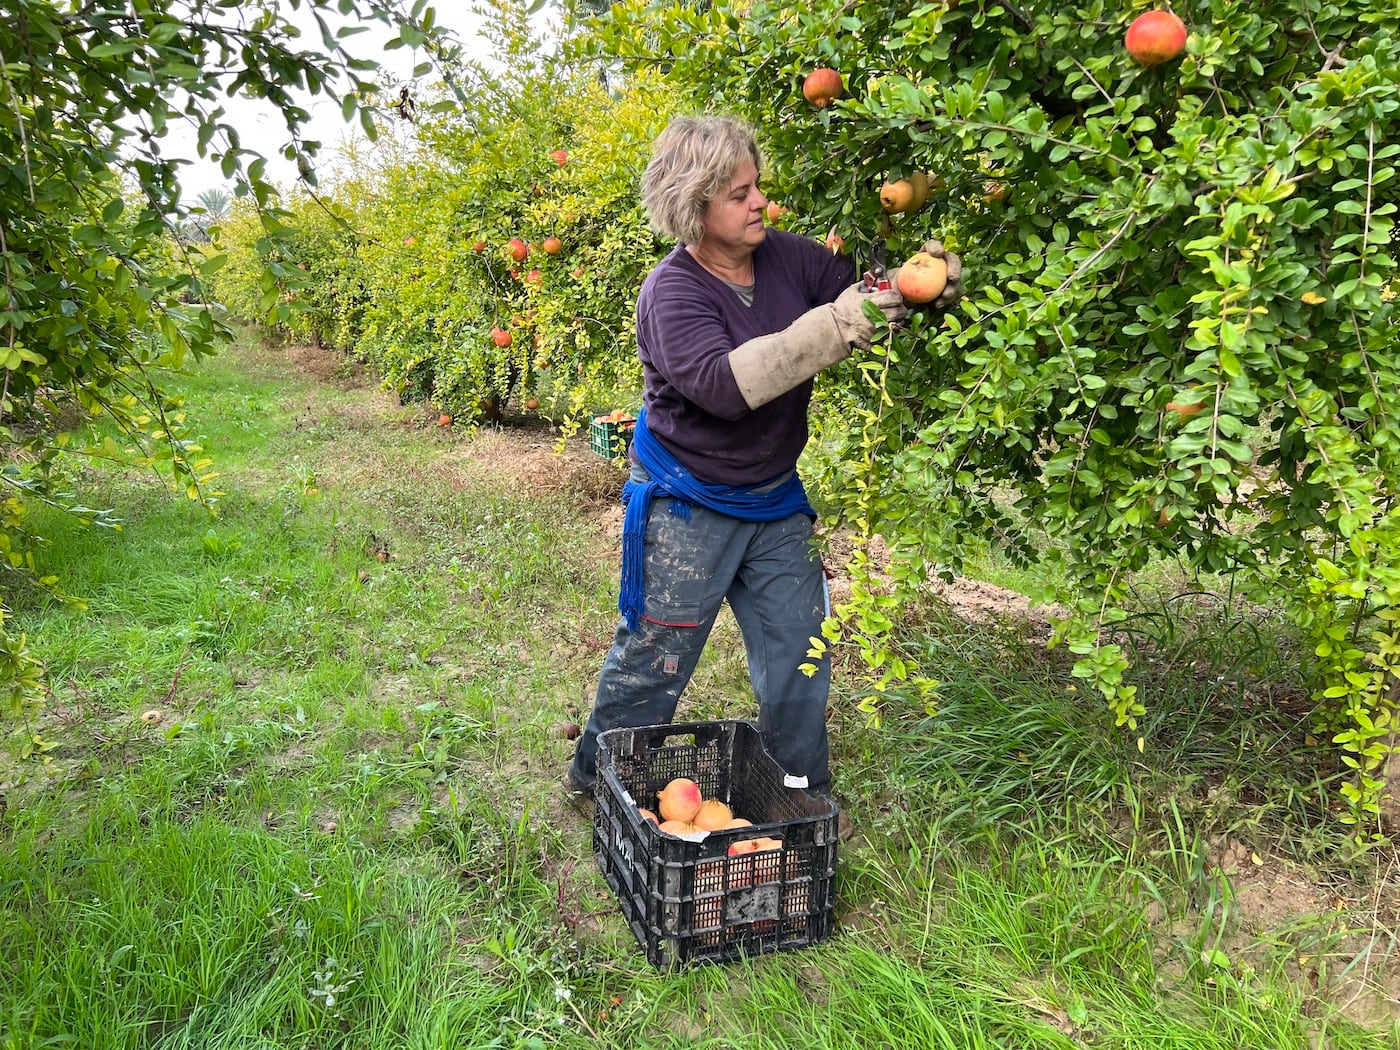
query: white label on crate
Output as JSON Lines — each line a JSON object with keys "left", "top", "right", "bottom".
{"left": 784, "top": 773, "right": 809, "bottom": 788}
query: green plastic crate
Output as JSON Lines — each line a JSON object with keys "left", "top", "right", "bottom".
{"left": 589, "top": 413, "right": 635, "bottom": 459}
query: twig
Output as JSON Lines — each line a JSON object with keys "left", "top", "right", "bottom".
{"left": 161, "top": 650, "right": 189, "bottom": 707}
{"left": 564, "top": 996, "right": 604, "bottom": 1041}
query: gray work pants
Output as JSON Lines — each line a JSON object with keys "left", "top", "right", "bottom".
{"left": 568, "top": 497, "right": 832, "bottom": 794}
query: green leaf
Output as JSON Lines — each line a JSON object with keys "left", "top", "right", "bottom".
{"left": 88, "top": 40, "right": 139, "bottom": 58}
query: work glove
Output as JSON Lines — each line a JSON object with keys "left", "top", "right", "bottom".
{"left": 728, "top": 281, "right": 907, "bottom": 410}
{"left": 887, "top": 239, "right": 964, "bottom": 310}
{"left": 831, "top": 281, "right": 909, "bottom": 351}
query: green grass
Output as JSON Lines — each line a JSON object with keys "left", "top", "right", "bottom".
{"left": 2, "top": 333, "right": 1396, "bottom": 1049}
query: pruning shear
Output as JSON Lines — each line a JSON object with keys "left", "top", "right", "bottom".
{"left": 862, "top": 240, "right": 892, "bottom": 292}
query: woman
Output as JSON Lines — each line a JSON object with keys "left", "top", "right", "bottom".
{"left": 565, "top": 114, "right": 962, "bottom": 810}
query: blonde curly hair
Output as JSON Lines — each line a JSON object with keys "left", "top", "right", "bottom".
{"left": 641, "top": 115, "right": 764, "bottom": 245}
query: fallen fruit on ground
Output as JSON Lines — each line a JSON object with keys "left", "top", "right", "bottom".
{"left": 693, "top": 799, "right": 734, "bottom": 831}
{"left": 1125, "top": 9, "right": 1187, "bottom": 66}
{"left": 895, "top": 252, "right": 949, "bottom": 304}
{"left": 658, "top": 777, "right": 703, "bottom": 822}
{"left": 802, "top": 67, "right": 843, "bottom": 107}
{"left": 438, "top": 413, "right": 452, "bottom": 427}
{"left": 558, "top": 721, "right": 581, "bottom": 740}
{"left": 525, "top": 398, "right": 539, "bottom": 411}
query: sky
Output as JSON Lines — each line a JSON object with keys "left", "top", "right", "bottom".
{"left": 173, "top": 4, "right": 493, "bottom": 202}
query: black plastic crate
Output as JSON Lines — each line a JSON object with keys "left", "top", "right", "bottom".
{"left": 593, "top": 720, "right": 839, "bottom": 968}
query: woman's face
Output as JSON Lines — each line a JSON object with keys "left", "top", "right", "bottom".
{"left": 697, "top": 157, "right": 767, "bottom": 256}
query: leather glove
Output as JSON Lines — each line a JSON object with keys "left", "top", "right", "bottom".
{"left": 728, "top": 305, "right": 848, "bottom": 410}
{"left": 728, "top": 281, "right": 905, "bottom": 410}
{"left": 830, "top": 281, "right": 908, "bottom": 351}
{"left": 728, "top": 281, "right": 910, "bottom": 411}
{"left": 888, "top": 239, "right": 964, "bottom": 310}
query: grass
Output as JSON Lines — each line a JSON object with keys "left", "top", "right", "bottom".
{"left": 1, "top": 332, "right": 1396, "bottom": 1048}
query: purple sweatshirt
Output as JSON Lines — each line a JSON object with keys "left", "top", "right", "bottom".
{"left": 635, "top": 229, "right": 857, "bottom": 486}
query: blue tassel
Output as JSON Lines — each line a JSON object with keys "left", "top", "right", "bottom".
{"left": 618, "top": 477, "right": 657, "bottom": 632}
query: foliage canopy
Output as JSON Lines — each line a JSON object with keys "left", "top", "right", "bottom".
{"left": 584, "top": 0, "right": 1400, "bottom": 830}
{"left": 209, "top": 1, "right": 674, "bottom": 424}
{"left": 0, "top": 0, "right": 456, "bottom": 733}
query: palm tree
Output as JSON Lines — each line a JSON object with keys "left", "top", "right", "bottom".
{"left": 182, "top": 187, "right": 231, "bottom": 242}
{"left": 195, "top": 187, "right": 230, "bottom": 219}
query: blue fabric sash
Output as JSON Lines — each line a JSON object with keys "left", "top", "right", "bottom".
{"left": 618, "top": 408, "right": 816, "bottom": 631}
